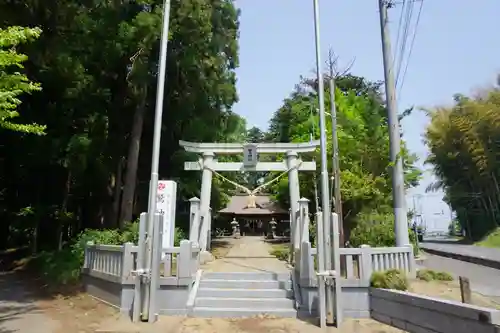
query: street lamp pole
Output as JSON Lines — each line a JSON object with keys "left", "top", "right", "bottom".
{"left": 312, "top": 0, "right": 334, "bottom": 325}
{"left": 142, "top": 0, "right": 172, "bottom": 321}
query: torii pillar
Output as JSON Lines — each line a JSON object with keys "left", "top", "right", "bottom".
{"left": 199, "top": 152, "right": 214, "bottom": 251}
{"left": 286, "top": 151, "right": 301, "bottom": 250}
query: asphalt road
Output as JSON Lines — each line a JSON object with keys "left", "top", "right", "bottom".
{"left": 421, "top": 240, "right": 500, "bottom": 262}
{"left": 421, "top": 253, "right": 500, "bottom": 303}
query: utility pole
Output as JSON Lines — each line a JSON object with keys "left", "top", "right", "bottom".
{"left": 328, "top": 70, "right": 344, "bottom": 245}
{"left": 377, "top": 0, "right": 410, "bottom": 246}
{"left": 312, "top": 0, "right": 334, "bottom": 325}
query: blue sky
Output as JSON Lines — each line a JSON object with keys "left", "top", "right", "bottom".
{"left": 232, "top": 0, "right": 500, "bottom": 231}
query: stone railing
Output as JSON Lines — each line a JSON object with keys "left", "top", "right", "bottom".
{"left": 83, "top": 239, "right": 200, "bottom": 284}
{"left": 160, "top": 240, "right": 201, "bottom": 280}
{"left": 294, "top": 210, "right": 418, "bottom": 323}
{"left": 83, "top": 243, "right": 132, "bottom": 282}
{"left": 297, "top": 241, "right": 416, "bottom": 285}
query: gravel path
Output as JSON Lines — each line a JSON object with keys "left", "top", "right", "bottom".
{"left": 203, "top": 236, "right": 290, "bottom": 273}
{"left": 0, "top": 272, "right": 59, "bottom": 333}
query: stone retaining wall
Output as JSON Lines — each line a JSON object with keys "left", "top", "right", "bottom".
{"left": 370, "top": 288, "right": 500, "bottom": 333}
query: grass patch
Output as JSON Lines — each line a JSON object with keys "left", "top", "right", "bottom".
{"left": 370, "top": 269, "right": 408, "bottom": 291}
{"left": 416, "top": 269, "right": 453, "bottom": 282}
{"left": 475, "top": 228, "right": 500, "bottom": 248}
{"left": 270, "top": 244, "right": 289, "bottom": 261}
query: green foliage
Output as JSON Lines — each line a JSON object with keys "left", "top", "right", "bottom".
{"left": 448, "top": 220, "right": 462, "bottom": 237}
{"left": 0, "top": 26, "right": 45, "bottom": 134}
{"left": 425, "top": 88, "right": 500, "bottom": 240}
{"left": 33, "top": 222, "right": 185, "bottom": 284}
{"left": 349, "top": 211, "right": 418, "bottom": 253}
{"left": 269, "top": 244, "right": 289, "bottom": 261}
{"left": 370, "top": 269, "right": 408, "bottom": 291}
{"left": 266, "top": 73, "right": 421, "bottom": 231}
{"left": 416, "top": 269, "right": 453, "bottom": 282}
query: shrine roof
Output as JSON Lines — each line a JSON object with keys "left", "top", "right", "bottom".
{"left": 218, "top": 195, "right": 288, "bottom": 215}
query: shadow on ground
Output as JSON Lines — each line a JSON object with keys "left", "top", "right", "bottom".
{"left": 211, "top": 238, "right": 234, "bottom": 259}
{"left": 263, "top": 237, "right": 290, "bottom": 244}
{"left": 0, "top": 248, "right": 91, "bottom": 332}
{"left": 0, "top": 303, "right": 39, "bottom": 333}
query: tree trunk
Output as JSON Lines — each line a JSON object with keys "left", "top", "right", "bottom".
{"left": 58, "top": 170, "right": 71, "bottom": 251}
{"left": 109, "top": 157, "right": 124, "bottom": 228}
{"left": 119, "top": 87, "right": 147, "bottom": 228}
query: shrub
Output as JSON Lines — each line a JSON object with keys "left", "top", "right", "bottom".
{"left": 349, "top": 211, "right": 418, "bottom": 254}
{"left": 448, "top": 220, "right": 462, "bottom": 237}
{"left": 370, "top": 269, "right": 408, "bottom": 291}
{"left": 174, "top": 227, "right": 186, "bottom": 246}
{"left": 33, "top": 220, "right": 186, "bottom": 284}
{"left": 416, "top": 269, "right": 453, "bottom": 282}
{"left": 270, "top": 244, "right": 289, "bottom": 261}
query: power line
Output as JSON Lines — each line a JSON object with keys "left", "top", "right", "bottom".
{"left": 397, "top": 0, "right": 424, "bottom": 92}
{"left": 395, "top": 0, "right": 414, "bottom": 86}
{"left": 393, "top": 0, "right": 407, "bottom": 69}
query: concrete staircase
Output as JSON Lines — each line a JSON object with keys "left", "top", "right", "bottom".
{"left": 192, "top": 272, "right": 297, "bottom": 318}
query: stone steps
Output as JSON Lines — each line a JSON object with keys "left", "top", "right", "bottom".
{"left": 192, "top": 272, "right": 297, "bottom": 318}
{"left": 192, "top": 307, "right": 298, "bottom": 318}
{"left": 196, "top": 287, "right": 293, "bottom": 298}
{"left": 203, "top": 272, "right": 291, "bottom": 281}
{"left": 199, "top": 278, "right": 291, "bottom": 290}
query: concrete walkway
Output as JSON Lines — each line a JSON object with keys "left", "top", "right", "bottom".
{"left": 0, "top": 272, "right": 59, "bottom": 333}
{"left": 203, "top": 236, "right": 290, "bottom": 273}
{"left": 420, "top": 241, "right": 500, "bottom": 269}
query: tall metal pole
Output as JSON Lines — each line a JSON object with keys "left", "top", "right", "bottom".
{"left": 328, "top": 73, "right": 343, "bottom": 245}
{"left": 312, "top": 0, "right": 334, "bottom": 325}
{"left": 378, "top": 0, "right": 410, "bottom": 246}
{"left": 142, "top": 0, "right": 172, "bottom": 321}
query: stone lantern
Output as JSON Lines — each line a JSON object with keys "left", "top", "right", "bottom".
{"left": 231, "top": 218, "right": 240, "bottom": 238}
{"left": 268, "top": 217, "right": 277, "bottom": 239}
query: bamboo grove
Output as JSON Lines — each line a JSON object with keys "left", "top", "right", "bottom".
{"left": 425, "top": 86, "right": 500, "bottom": 240}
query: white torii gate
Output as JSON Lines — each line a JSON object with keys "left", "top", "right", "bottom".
{"left": 179, "top": 140, "right": 320, "bottom": 256}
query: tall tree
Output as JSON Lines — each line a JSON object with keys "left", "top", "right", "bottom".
{"left": 266, "top": 72, "right": 420, "bottom": 235}
{"left": 0, "top": 0, "right": 242, "bottom": 250}
{"left": 0, "top": 26, "right": 44, "bottom": 134}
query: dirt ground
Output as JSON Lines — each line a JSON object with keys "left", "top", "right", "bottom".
{"left": 96, "top": 315, "right": 405, "bottom": 333}
{"left": 4, "top": 238, "right": 500, "bottom": 333}
{"left": 409, "top": 279, "right": 500, "bottom": 309}
{"left": 38, "top": 278, "right": 500, "bottom": 333}
{"left": 39, "top": 278, "right": 499, "bottom": 333}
